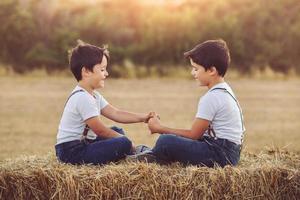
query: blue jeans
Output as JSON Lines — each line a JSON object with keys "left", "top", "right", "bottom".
{"left": 152, "top": 134, "right": 241, "bottom": 167}
{"left": 55, "top": 126, "right": 132, "bottom": 165}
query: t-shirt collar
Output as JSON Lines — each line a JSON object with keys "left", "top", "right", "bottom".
{"left": 74, "top": 85, "right": 96, "bottom": 98}
{"left": 208, "top": 82, "right": 228, "bottom": 92}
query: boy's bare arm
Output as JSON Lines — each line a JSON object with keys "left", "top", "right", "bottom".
{"left": 101, "top": 104, "right": 155, "bottom": 123}
{"left": 148, "top": 117, "right": 209, "bottom": 140}
{"left": 85, "top": 116, "right": 124, "bottom": 139}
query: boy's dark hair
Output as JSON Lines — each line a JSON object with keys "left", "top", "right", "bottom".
{"left": 69, "top": 40, "right": 109, "bottom": 81}
{"left": 184, "top": 39, "right": 230, "bottom": 77}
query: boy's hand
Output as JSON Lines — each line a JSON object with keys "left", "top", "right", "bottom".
{"left": 144, "top": 111, "right": 159, "bottom": 123}
{"left": 148, "top": 116, "right": 162, "bottom": 134}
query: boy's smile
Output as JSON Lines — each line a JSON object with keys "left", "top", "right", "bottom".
{"left": 91, "top": 56, "right": 108, "bottom": 89}
{"left": 80, "top": 55, "right": 109, "bottom": 94}
{"left": 190, "top": 59, "right": 210, "bottom": 87}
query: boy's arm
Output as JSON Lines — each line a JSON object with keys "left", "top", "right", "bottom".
{"left": 148, "top": 116, "right": 209, "bottom": 140}
{"left": 85, "top": 116, "right": 124, "bottom": 139}
{"left": 101, "top": 104, "right": 154, "bottom": 123}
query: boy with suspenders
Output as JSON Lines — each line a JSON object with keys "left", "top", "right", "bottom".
{"left": 146, "top": 39, "right": 245, "bottom": 167}
{"left": 55, "top": 42, "right": 155, "bottom": 165}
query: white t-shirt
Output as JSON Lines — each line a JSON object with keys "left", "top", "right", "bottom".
{"left": 196, "top": 82, "right": 245, "bottom": 145}
{"left": 56, "top": 86, "right": 109, "bottom": 144}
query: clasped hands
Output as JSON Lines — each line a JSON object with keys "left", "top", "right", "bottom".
{"left": 144, "top": 112, "right": 162, "bottom": 134}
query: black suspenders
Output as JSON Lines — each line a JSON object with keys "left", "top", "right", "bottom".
{"left": 64, "top": 89, "right": 90, "bottom": 142}
{"left": 207, "top": 87, "right": 245, "bottom": 144}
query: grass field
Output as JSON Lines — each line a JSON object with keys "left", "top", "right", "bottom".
{"left": 0, "top": 76, "right": 299, "bottom": 160}
{"left": 0, "top": 76, "right": 299, "bottom": 199}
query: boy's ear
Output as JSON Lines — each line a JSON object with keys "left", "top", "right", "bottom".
{"left": 208, "top": 66, "right": 218, "bottom": 76}
{"left": 81, "top": 66, "right": 91, "bottom": 78}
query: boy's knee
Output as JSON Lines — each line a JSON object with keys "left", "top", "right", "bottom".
{"left": 152, "top": 134, "right": 178, "bottom": 161}
{"left": 153, "top": 134, "right": 177, "bottom": 154}
{"left": 118, "top": 136, "right": 132, "bottom": 153}
{"left": 156, "top": 134, "right": 177, "bottom": 147}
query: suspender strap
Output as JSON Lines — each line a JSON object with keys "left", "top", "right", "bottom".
{"left": 64, "top": 89, "right": 90, "bottom": 142}
{"left": 64, "top": 89, "right": 84, "bottom": 107}
{"left": 82, "top": 125, "right": 90, "bottom": 137}
{"left": 208, "top": 124, "right": 217, "bottom": 139}
{"left": 208, "top": 87, "right": 245, "bottom": 144}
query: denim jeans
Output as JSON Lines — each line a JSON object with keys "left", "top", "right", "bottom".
{"left": 152, "top": 134, "right": 241, "bottom": 167}
{"left": 55, "top": 126, "right": 132, "bottom": 165}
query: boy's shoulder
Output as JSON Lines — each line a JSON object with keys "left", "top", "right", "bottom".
{"left": 70, "top": 86, "right": 100, "bottom": 97}
{"left": 67, "top": 86, "right": 96, "bottom": 105}
{"left": 200, "top": 82, "right": 235, "bottom": 106}
{"left": 208, "top": 82, "right": 235, "bottom": 97}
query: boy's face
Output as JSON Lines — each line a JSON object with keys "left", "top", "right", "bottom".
{"left": 190, "top": 59, "right": 210, "bottom": 87}
{"left": 89, "top": 55, "right": 109, "bottom": 89}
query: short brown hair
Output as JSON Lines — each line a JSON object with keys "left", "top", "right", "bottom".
{"left": 69, "top": 41, "right": 109, "bottom": 81}
{"left": 184, "top": 39, "right": 230, "bottom": 77}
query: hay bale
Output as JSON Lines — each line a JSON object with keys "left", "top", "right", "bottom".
{"left": 0, "top": 149, "right": 299, "bottom": 200}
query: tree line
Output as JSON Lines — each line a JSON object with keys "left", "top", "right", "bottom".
{"left": 0, "top": 0, "right": 299, "bottom": 75}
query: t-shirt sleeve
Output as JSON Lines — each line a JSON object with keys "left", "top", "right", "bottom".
{"left": 76, "top": 94, "right": 99, "bottom": 121}
{"left": 99, "top": 95, "right": 109, "bottom": 110}
{"left": 196, "top": 93, "right": 218, "bottom": 121}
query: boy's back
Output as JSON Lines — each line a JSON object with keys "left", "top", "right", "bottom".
{"left": 197, "top": 82, "right": 244, "bottom": 145}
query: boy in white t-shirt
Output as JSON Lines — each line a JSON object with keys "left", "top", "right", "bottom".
{"left": 55, "top": 41, "right": 154, "bottom": 165}
{"left": 146, "top": 39, "right": 245, "bottom": 167}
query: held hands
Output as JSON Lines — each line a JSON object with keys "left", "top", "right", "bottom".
{"left": 143, "top": 111, "right": 162, "bottom": 134}
{"left": 147, "top": 115, "right": 162, "bottom": 134}
{"left": 144, "top": 111, "right": 159, "bottom": 123}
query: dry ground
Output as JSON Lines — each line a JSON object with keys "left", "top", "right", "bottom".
{"left": 0, "top": 76, "right": 299, "bottom": 160}
{"left": 0, "top": 76, "right": 300, "bottom": 199}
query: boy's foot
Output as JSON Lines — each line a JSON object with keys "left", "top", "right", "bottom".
{"left": 135, "top": 145, "right": 152, "bottom": 154}
{"left": 126, "top": 150, "right": 158, "bottom": 163}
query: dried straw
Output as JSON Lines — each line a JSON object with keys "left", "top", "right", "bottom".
{"left": 0, "top": 148, "right": 299, "bottom": 200}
